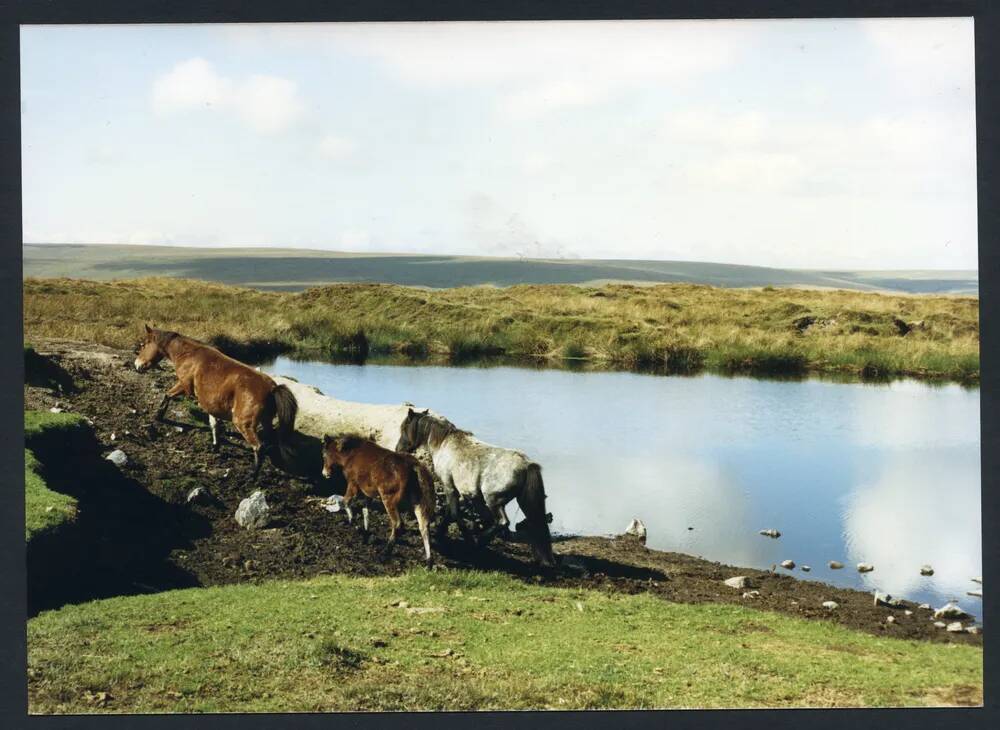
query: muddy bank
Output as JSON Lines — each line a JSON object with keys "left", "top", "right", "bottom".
{"left": 23, "top": 338, "right": 981, "bottom": 645}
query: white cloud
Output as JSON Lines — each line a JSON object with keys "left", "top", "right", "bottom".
{"left": 859, "top": 17, "right": 975, "bottom": 95}
{"left": 151, "top": 58, "right": 305, "bottom": 133}
{"left": 318, "top": 133, "right": 356, "bottom": 159}
{"left": 665, "top": 109, "right": 767, "bottom": 147}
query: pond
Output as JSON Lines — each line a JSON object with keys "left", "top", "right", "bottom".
{"left": 262, "top": 357, "right": 982, "bottom": 615}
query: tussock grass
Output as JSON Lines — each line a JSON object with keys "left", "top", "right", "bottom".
{"left": 23, "top": 277, "right": 979, "bottom": 381}
{"left": 28, "top": 570, "right": 982, "bottom": 713}
{"left": 24, "top": 411, "right": 84, "bottom": 541}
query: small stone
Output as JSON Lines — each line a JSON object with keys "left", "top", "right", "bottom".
{"left": 934, "top": 621, "right": 947, "bottom": 628}
{"left": 971, "top": 576, "right": 982, "bottom": 584}
{"left": 780, "top": 560, "right": 795, "bottom": 570}
{"left": 742, "top": 590, "right": 760, "bottom": 599}
{"left": 934, "top": 602, "right": 972, "bottom": 620}
{"left": 828, "top": 561, "right": 844, "bottom": 570}
{"left": 234, "top": 490, "right": 270, "bottom": 529}
{"left": 966, "top": 626, "right": 980, "bottom": 635}
{"left": 110, "top": 432, "right": 116, "bottom": 441}
{"left": 186, "top": 487, "right": 213, "bottom": 505}
{"left": 320, "top": 495, "right": 345, "bottom": 513}
{"left": 857, "top": 563, "right": 875, "bottom": 573}
{"left": 920, "top": 565, "right": 934, "bottom": 576}
{"left": 801, "top": 565, "right": 811, "bottom": 572}
{"left": 822, "top": 601, "right": 839, "bottom": 610}
{"left": 724, "top": 576, "right": 752, "bottom": 590}
{"left": 759, "top": 529, "right": 781, "bottom": 539}
{"left": 106, "top": 449, "right": 128, "bottom": 467}
{"left": 886, "top": 615, "right": 896, "bottom": 624}
{"left": 904, "top": 610, "right": 913, "bottom": 616}
{"left": 624, "top": 518, "right": 647, "bottom": 544}
{"left": 918, "top": 603, "right": 931, "bottom": 610}
{"left": 967, "top": 590, "right": 982, "bottom": 598}
{"left": 174, "top": 425, "right": 184, "bottom": 433}
{"left": 49, "top": 406, "right": 64, "bottom": 413}
{"left": 874, "top": 591, "right": 902, "bottom": 608}
{"left": 130, "top": 408, "right": 138, "bottom": 415}
{"left": 946, "top": 621, "right": 964, "bottom": 633}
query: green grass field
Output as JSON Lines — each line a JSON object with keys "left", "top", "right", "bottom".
{"left": 24, "top": 411, "right": 85, "bottom": 541}
{"left": 27, "top": 570, "right": 982, "bottom": 713}
{"left": 24, "top": 277, "right": 979, "bottom": 381}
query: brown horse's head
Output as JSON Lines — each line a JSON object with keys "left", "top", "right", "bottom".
{"left": 134, "top": 324, "right": 169, "bottom": 372}
{"left": 321, "top": 434, "right": 362, "bottom": 478}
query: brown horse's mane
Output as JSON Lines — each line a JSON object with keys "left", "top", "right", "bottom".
{"left": 336, "top": 434, "right": 366, "bottom": 451}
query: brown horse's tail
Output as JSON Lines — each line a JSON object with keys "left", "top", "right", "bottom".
{"left": 269, "top": 384, "right": 299, "bottom": 468}
{"left": 516, "top": 463, "right": 557, "bottom": 567}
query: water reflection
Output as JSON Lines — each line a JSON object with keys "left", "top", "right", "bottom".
{"left": 263, "top": 357, "right": 981, "bottom": 611}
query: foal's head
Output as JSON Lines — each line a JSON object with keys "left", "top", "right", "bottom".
{"left": 321, "top": 434, "right": 362, "bottom": 478}
{"left": 134, "top": 324, "right": 172, "bottom": 372}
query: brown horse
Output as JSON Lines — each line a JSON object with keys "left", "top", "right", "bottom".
{"left": 321, "top": 434, "right": 435, "bottom": 565}
{"left": 134, "top": 325, "right": 298, "bottom": 479}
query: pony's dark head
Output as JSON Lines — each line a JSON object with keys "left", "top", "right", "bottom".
{"left": 396, "top": 408, "right": 429, "bottom": 453}
{"left": 321, "top": 433, "right": 362, "bottom": 477}
{"left": 134, "top": 324, "right": 175, "bottom": 372}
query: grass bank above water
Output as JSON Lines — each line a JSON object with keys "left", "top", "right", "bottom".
{"left": 24, "top": 277, "right": 979, "bottom": 382}
{"left": 28, "top": 570, "right": 982, "bottom": 713}
{"left": 24, "top": 411, "right": 88, "bottom": 541}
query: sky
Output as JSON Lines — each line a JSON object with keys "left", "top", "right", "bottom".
{"left": 20, "top": 19, "right": 978, "bottom": 270}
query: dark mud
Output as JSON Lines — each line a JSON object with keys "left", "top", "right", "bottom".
{"left": 24, "top": 339, "right": 981, "bottom": 645}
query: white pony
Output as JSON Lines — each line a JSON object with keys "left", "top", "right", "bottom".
{"left": 395, "top": 408, "right": 556, "bottom": 566}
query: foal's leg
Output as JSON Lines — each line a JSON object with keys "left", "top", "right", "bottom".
{"left": 155, "top": 381, "right": 188, "bottom": 421}
{"left": 208, "top": 415, "right": 220, "bottom": 451}
{"left": 414, "top": 502, "right": 433, "bottom": 567}
{"left": 342, "top": 482, "right": 359, "bottom": 525}
{"left": 233, "top": 415, "right": 264, "bottom": 481}
{"left": 381, "top": 499, "right": 402, "bottom": 560}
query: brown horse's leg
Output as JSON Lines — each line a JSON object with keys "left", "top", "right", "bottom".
{"left": 155, "top": 381, "right": 188, "bottom": 421}
{"left": 233, "top": 415, "right": 264, "bottom": 480}
{"left": 381, "top": 498, "right": 402, "bottom": 559}
{"left": 342, "top": 482, "right": 358, "bottom": 525}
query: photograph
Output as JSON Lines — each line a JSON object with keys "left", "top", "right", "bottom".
{"left": 18, "top": 16, "right": 983, "bottom": 713}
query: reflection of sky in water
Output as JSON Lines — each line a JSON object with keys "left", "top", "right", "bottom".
{"left": 265, "top": 359, "right": 982, "bottom": 612}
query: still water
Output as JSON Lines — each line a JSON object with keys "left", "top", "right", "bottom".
{"left": 263, "top": 357, "right": 982, "bottom": 613}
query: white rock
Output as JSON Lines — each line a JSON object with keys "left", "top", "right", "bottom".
{"left": 759, "top": 529, "right": 781, "bottom": 539}
{"left": 920, "top": 565, "right": 934, "bottom": 576}
{"left": 742, "top": 590, "right": 760, "bottom": 599}
{"left": 933, "top": 602, "right": 972, "bottom": 620}
{"left": 625, "top": 518, "right": 647, "bottom": 544}
{"left": 105, "top": 449, "right": 128, "bottom": 467}
{"left": 822, "top": 601, "right": 839, "bottom": 610}
{"left": 934, "top": 621, "right": 947, "bottom": 628}
{"left": 110, "top": 432, "right": 116, "bottom": 441}
{"left": 874, "top": 591, "right": 902, "bottom": 608}
{"left": 967, "top": 590, "right": 982, "bottom": 598}
{"left": 966, "top": 626, "right": 980, "bottom": 635}
{"left": 946, "top": 621, "right": 964, "bottom": 633}
{"left": 174, "top": 425, "right": 184, "bottom": 433}
{"left": 321, "top": 495, "right": 345, "bottom": 513}
{"left": 724, "top": 576, "right": 752, "bottom": 590}
{"left": 801, "top": 565, "right": 811, "bottom": 572}
{"left": 918, "top": 603, "right": 931, "bottom": 610}
{"left": 780, "top": 560, "right": 795, "bottom": 570}
{"left": 186, "top": 487, "right": 212, "bottom": 505}
{"left": 886, "top": 615, "right": 896, "bottom": 624}
{"left": 971, "top": 577, "right": 982, "bottom": 584}
{"left": 235, "top": 490, "right": 270, "bottom": 529}
{"left": 49, "top": 406, "right": 64, "bottom": 413}
{"left": 857, "top": 563, "right": 875, "bottom": 573}
{"left": 828, "top": 561, "right": 844, "bottom": 570}
{"left": 904, "top": 610, "right": 913, "bottom": 616}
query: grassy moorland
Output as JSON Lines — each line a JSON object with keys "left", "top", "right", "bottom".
{"left": 24, "top": 411, "right": 84, "bottom": 541}
{"left": 28, "top": 570, "right": 982, "bottom": 713}
{"left": 23, "top": 277, "right": 979, "bottom": 381}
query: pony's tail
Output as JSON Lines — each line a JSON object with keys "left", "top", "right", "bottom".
{"left": 270, "top": 384, "right": 299, "bottom": 467}
{"left": 516, "top": 463, "right": 557, "bottom": 567}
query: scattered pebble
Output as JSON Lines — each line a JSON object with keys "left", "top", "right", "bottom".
{"left": 828, "top": 561, "right": 844, "bottom": 570}
{"left": 857, "top": 563, "right": 874, "bottom": 573}
{"left": 758, "top": 529, "right": 781, "bottom": 539}
{"left": 966, "top": 626, "right": 981, "bottom": 635}
{"left": 934, "top": 602, "right": 972, "bottom": 621}
{"left": 886, "top": 615, "right": 896, "bottom": 624}
{"left": 105, "top": 449, "right": 128, "bottom": 467}
{"left": 920, "top": 565, "right": 934, "bottom": 576}
{"left": 904, "top": 610, "right": 913, "bottom": 616}
{"left": 946, "top": 622, "right": 964, "bottom": 633}
{"left": 822, "top": 600, "right": 839, "bottom": 610}
{"left": 174, "top": 425, "right": 184, "bottom": 433}
{"left": 186, "top": 486, "right": 213, "bottom": 505}
{"left": 742, "top": 591, "right": 760, "bottom": 599}
{"left": 967, "top": 590, "right": 982, "bottom": 598}
{"left": 874, "top": 591, "right": 902, "bottom": 608}
{"left": 971, "top": 577, "right": 982, "bottom": 585}
{"left": 49, "top": 406, "right": 64, "bottom": 413}
{"left": 800, "top": 565, "right": 811, "bottom": 572}
{"left": 918, "top": 603, "right": 931, "bottom": 610}
{"left": 780, "top": 560, "right": 795, "bottom": 570}
{"left": 934, "top": 621, "right": 947, "bottom": 629}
